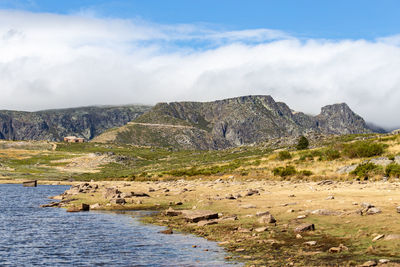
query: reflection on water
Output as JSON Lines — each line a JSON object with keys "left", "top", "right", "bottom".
{"left": 0, "top": 184, "right": 238, "bottom": 266}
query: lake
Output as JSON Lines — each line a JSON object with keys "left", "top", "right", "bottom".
{"left": 0, "top": 184, "right": 238, "bottom": 266}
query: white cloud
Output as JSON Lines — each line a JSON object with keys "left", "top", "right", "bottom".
{"left": 0, "top": 10, "right": 400, "bottom": 128}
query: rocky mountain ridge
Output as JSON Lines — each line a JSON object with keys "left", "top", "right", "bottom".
{"left": 0, "top": 105, "right": 151, "bottom": 141}
{"left": 95, "top": 95, "right": 373, "bottom": 150}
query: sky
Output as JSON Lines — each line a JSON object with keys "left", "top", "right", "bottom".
{"left": 0, "top": 1, "right": 399, "bottom": 128}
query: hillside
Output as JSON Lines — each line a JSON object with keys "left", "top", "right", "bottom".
{"left": 0, "top": 105, "right": 151, "bottom": 141}
{"left": 94, "top": 95, "right": 372, "bottom": 149}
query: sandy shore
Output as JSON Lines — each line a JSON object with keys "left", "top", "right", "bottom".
{"left": 41, "top": 178, "right": 400, "bottom": 266}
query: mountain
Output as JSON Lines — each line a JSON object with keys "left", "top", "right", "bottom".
{"left": 93, "top": 95, "right": 372, "bottom": 149}
{"left": 0, "top": 105, "right": 151, "bottom": 141}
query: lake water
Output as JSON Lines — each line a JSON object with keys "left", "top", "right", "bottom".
{"left": 0, "top": 184, "right": 238, "bottom": 266}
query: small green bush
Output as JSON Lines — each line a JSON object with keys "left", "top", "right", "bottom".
{"left": 324, "top": 148, "right": 341, "bottom": 160}
{"left": 296, "top": 136, "right": 309, "bottom": 150}
{"left": 278, "top": 151, "right": 292, "bottom": 161}
{"left": 273, "top": 165, "right": 297, "bottom": 177}
{"left": 342, "top": 141, "right": 386, "bottom": 158}
{"left": 385, "top": 163, "right": 400, "bottom": 178}
{"left": 299, "top": 170, "right": 313, "bottom": 176}
{"left": 350, "top": 162, "right": 382, "bottom": 178}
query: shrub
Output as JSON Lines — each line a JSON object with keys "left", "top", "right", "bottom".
{"left": 324, "top": 148, "right": 341, "bottom": 160}
{"left": 350, "top": 163, "right": 382, "bottom": 178}
{"left": 385, "top": 163, "right": 400, "bottom": 178}
{"left": 278, "top": 151, "right": 292, "bottom": 161}
{"left": 342, "top": 141, "right": 386, "bottom": 158}
{"left": 272, "top": 165, "right": 297, "bottom": 177}
{"left": 299, "top": 170, "right": 313, "bottom": 176}
{"left": 296, "top": 136, "right": 309, "bottom": 150}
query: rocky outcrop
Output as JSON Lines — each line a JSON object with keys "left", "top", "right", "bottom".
{"left": 101, "top": 95, "right": 373, "bottom": 150}
{"left": 0, "top": 105, "right": 151, "bottom": 141}
{"left": 315, "top": 103, "right": 370, "bottom": 135}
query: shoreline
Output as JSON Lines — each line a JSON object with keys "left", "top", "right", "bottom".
{"left": 37, "top": 179, "right": 400, "bottom": 266}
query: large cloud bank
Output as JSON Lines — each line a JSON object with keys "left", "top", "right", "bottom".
{"left": 0, "top": 10, "right": 399, "bottom": 128}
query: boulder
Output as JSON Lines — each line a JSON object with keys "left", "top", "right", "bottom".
{"left": 164, "top": 207, "right": 183, "bottom": 216}
{"left": 103, "top": 188, "right": 121, "bottom": 199}
{"left": 365, "top": 207, "right": 381, "bottom": 215}
{"left": 361, "top": 260, "right": 377, "bottom": 267}
{"left": 110, "top": 198, "right": 126, "bottom": 205}
{"left": 294, "top": 223, "right": 315, "bottom": 233}
{"left": 311, "top": 209, "right": 341, "bottom": 216}
{"left": 258, "top": 214, "right": 276, "bottom": 224}
{"left": 181, "top": 210, "right": 219, "bottom": 223}
{"left": 132, "top": 192, "right": 150, "bottom": 197}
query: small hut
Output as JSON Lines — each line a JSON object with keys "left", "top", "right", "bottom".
{"left": 63, "top": 136, "right": 85, "bottom": 143}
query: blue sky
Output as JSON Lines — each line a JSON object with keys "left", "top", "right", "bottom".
{"left": 1, "top": 0, "right": 399, "bottom": 40}
{"left": 0, "top": 1, "right": 400, "bottom": 127}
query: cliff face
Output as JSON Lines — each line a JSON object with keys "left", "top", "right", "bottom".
{"left": 0, "top": 105, "right": 151, "bottom": 141}
{"left": 100, "top": 95, "right": 372, "bottom": 150}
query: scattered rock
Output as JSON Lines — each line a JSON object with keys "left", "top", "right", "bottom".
{"left": 328, "top": 247, "right": 341, "bottom": 253}
{"left": 40, "top": 202, "right": 59, "bottom": 208}
{"left": 160, "top": 229, "right": 173, "bottom": 234}
{"left": 164, "top": 207, "right": 183, "bottom": 216}
{"left": 258, "top": 214, "right": 276, "bottom": 224}
{"left": 326, "top": 195, "right": 335, "bottom": 200}
{"left": 103, "top": 187, "right": 121, "bottom": 199}
{"left": 361, "top": 260, "right": 377, "bottom": 267}
{"left": 396, "top": 206, "right": 400, "bottom": 213}
{"left": 379, "top": 259, "right": 390, "bottom": 264}
{"left": 295, "top": 234, "right": 303, "bottom": 239}
{"left": 369, "top": 157, "right": 393, "bottom": 167}
{"left": 110, "top": 198, "right": 126, "bottom": 205}
{"left": 90, "top": 203, "right": 101, "bottom": 209}
{"left": 372, "top": 234, "right": 385, "bottom": 242}
{"left": 304, "top": 241, "right": 317, "bottom": 246}
{"left": 254, "top": 227, "right": 268, "bottom": 232}
{"left": 181, "top": 210, "right": 219, "bottom": 223}
{"left": 294, "top": 223, "right": 315, "bottom": 233}
{"left": 245, "top": 189, "right": 259, "bottom": 196}
{"left": 132, "top": 192, "right": 150, "bottom": 197}
{"left": 337, "top": 165, "right": 357, "bottom": 174}
{"left": 311, "top": 209, "right": 342, "bottom": 216}
{"left": 365, "top": 207, "right": 381, "bottom": 215}
{"left": 317, "top": 180, "right": 334, "bottom": 185}
{"left": 297, "top": 215, "right": 307, "bottom": 219}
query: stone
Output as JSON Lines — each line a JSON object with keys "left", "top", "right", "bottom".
{"left": 317, "top": 180, "right": 333, "bottom": 185}
{"left": 132, "top": 192, "right": 150, "bottom": 197}
{"left": 245, "top": 189, "right": 259, "bottom": 196}
{"left": 311, "top": 209, "right": 341, "bottom": 216}
{"left": 90, "top": 203, "right": 101, "bottom": 209}
{"left": 304, "top": 241, "right": 317, "bottom": 246}
{"left": 361, "top": 202, "right": 374, "bottom": 209}
{"left": 369, "top": 157, "right": 393, "bottom": 167}
{"left": 396, "top": 206, "right": 400, "bottom": 213}
{"left": 365, "top": 207, "right": 381, "bottom": 215}
{"left": 361, "top": 260, "right": 377, "bottom": 267}
{"left": 197, "top": 220, "right": 218, "bottom": 227}
{"left": 254, "top": 227, "right": 268, "bottom": 232}
{"left": 337, "top": 165, "right": 357, "bottom": 174}
{"left": 326, "top": 195, "right": 335, "bottom": 200}
{"left": 295, "top": 234, "right": 303, "bottom": 239}
{"left": 110, "top": 198, "right": 126, "bottom": 205}
{"left": 297, "top": 215, "right": 307, "bottom": 219}
{"left": 372, "top": 234, "right": 385, "bottom": 242}
{"left": 164, "top": 207, "right": 182, "bottom": 216}
{"left": 379, "top": 259, "right": 390, "bottom": 264}
{"left": 81, "top": 203, "right": 90, "bottom": 211}
{"left": 225, "top": 194, "right": 236, "bottom": 200}
{"left": 328, "top": 247, "right": 341, "bottom": 253}
{"left": 40, "top": 202, "right": 59, "bottom": 208}
{"left": 160, "top": 229, "right": 173, "bottom": 234}
{"left": 258, "top": 214, "right": 276, "bottom": 224}
{"left": 103, "top": 187, "right": 121, "bottom": 199}
{"left": 294, "top": 223, "right": 315, "bottom": 233}
{"left": 181, "top": 210, "right": 219, "bottom": 223}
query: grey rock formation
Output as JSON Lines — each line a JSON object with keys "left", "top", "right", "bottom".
{"left": 109, "top": 95, "right": 372, "bottom": 149}
{"left": 0, "top": 105, "right": 151, "bottom": 141}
